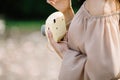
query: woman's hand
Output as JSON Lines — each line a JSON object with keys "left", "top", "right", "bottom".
{"left": 47, "top": 30, "right": 68, "bottom": 59}
{"left": 47, "top": 0, "right": 72, "bottom": 13}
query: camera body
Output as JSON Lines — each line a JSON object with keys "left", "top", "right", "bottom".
{"left": 45, "top": 12, "right": 66, "bottom": 42}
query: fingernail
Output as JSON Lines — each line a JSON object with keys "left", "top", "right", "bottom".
{"left": 47, "top": 29, "right": 50, "bottom": 34}
{"left": 50, "top": 1, "right": 55, "bottom": 5}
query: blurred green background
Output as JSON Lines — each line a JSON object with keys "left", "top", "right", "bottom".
{"left": 0, "top": 1, "right": 85, "bottom": 80}
{"left": 0, "top": 0, "right": 85, "bottom": 33}
{"left": 0, "top": 0, "right": 85, "bottom": 35}
{"left": 0, "top": 0, "right": 84, "bottom": 20}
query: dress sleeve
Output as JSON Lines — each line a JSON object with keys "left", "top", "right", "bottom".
{"left": 59, "top": 48, "right": 87, "bottom": 80}
{"left": 84, "top": 16, "right": 120, "bottom": 80}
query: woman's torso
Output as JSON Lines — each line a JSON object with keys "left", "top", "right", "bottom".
{"left": 67, "top": 1, "right": 120, "bottom": 54}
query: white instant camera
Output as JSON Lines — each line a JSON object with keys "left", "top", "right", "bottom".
{"left": 45, "top": 12, "right": 66, "bottom": 42}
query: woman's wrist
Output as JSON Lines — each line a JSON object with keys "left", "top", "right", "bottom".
{"left": 62, "top": 7, "right": 74, "bottom": 29}
{"left": 63, "top": 7, "right": 74, "bottom": 21}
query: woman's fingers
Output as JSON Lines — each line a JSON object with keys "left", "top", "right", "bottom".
{"left": 47, "top": 30, "right": 63, "bottom": 58}
{"left": 47, "top": 30, "right": 58, "bottom": 49}
{"left": 47, "top": 30, "right": 68, "bottom": 59}
{"left": 47, "top": 0, "right": 56, "bottom": 5}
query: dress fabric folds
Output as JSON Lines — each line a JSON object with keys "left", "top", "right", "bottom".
{"left": 58, "top": 1, "right": 120, "bottom": 80}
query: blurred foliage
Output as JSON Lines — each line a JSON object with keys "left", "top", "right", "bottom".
{"left": 6, "top": 20, "right": 44, "bottom": 29}
{"left": 0, "top": 0, "right": 85, "bottom": 19}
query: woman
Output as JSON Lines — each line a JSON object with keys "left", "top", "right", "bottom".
{"left": 47, "top": 0, "right": 120, "bottom": 80}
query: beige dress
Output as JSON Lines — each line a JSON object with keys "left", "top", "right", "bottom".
{"left": 58, "top": 2, "right": 120, "bottom": 80}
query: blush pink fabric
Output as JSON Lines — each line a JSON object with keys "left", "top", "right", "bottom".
{"left": 58, "top": 2, "right": 120, "bottom": 80}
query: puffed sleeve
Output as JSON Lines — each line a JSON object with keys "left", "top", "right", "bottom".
{"left": 84, "top": 15, "right": 120, "bottom": 80}
{"left": 59, "top": 13, "right": 120, "bottom": 80}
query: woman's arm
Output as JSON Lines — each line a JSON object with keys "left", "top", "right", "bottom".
{"left": 47, "top": 0, "right": 75, "bottom": 58}
{"left": 62, "top": 7, "right": 74, "bottom": 30}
